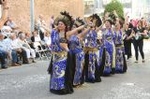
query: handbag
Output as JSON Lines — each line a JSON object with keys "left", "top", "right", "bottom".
{"left": 135, "top": 32, "right": 142, "bottom": 40}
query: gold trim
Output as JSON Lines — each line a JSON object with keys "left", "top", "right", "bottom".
{"left": 83, "top": 47, "right": 98, "bottom": 53}
{"left": 115, "top": 44, "right": 124, "bottom": 48}
{"left": 52, "top": 51, "right": 67, "bottom": 57}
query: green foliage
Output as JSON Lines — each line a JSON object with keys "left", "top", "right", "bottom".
{"left": 104, "top": 0, "right": 124, "bottom": 18}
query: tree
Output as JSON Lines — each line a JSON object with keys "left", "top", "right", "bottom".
{"left": 104, "top": 0, "right": 124, "bottom": 18}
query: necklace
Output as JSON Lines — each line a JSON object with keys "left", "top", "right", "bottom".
{"left": 59, "top": 32, "right": 65, "bottom": 38}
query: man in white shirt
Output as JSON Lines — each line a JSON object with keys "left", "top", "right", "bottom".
{"left": 35, "top": 15, "right": 48, "bottom": 40}
{"left": 6, "top": 17, "right": 18, "bottom": 30}
{"left": 1, "top": 25, "right": 12, "bottom": 37}
{"left": 4, "top": 33, "right": 25, "bottom": 66}
{"left": 18, "top": 32, "right": 36, "bottom": 63}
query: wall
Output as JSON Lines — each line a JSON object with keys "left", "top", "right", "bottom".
{"left": 8, "top": 0, "right": 84, "bottom": 32}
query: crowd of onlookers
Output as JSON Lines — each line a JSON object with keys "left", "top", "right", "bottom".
{"left": 128, "top": 17, "right": 150, "bottom": 36}
{"left": 0, "top": 15, "right": 52, "bottom": 69}
{"left": 123, "top": 16, "right": 150, "bottom": 63}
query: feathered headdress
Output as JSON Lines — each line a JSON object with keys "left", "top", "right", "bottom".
{"left": 105, "top": 11, "right": 124, "bottom": 26}
{"left": 103, "top": 12, "right": 117, "bottom": 25}
{"left": 88, "top": 14, "right": 102, "bottom": 27}
{"left": 93, "top": 14, "right": 102, "bottom": 27}
{"left": 73, "top": 17, "right": 85, "bottom": 27}
{"left": 54, "top": 11, "right": 74, "bottom": 30}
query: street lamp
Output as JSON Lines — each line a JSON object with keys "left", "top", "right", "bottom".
{"left": 30, "top": 0, "right": 34, "bottom": 32}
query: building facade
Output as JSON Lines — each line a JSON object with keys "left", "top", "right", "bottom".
{"left": 84, "top": 0, "right": 150, "bottom": 20}
{"left": 3, "top": 0, "right": 84, "bottom": 32}
{"left": 84, "top": 0, "right": 95, "bottom": 17}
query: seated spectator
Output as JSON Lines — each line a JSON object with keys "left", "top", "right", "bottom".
{"left": 31, "top": 30, "right": 47, "bottom": 58}
{"left": 31, "top": 30, "right": 41, "bottom": 42}
{"left": 5, "top": 17, "right": 18, "bottom": 30}
{"left": 25, "top": 32, "right": 32, "bottom": 43}
{"left": 4, "top": 33, "right": 26, "bottom": 65}
{"left": 25, "top": 32, "right": 33, "bottom": 48}
{"left": 43, "top": 31, "right": 51, "bottom": 49}
{"left": 0, "top": 33, "right": 9, "bottom": 69}
{"left": 1, "top": 23, "right": 12, "bottom": 38}
{"left": 18, "top": 32, "right": 36, "bottom": 63}
{"left": 0, "top": 49, "right": 8, "bottom": 69}
{"left": 31, "top": 30, "right": 46, "bottom": 49}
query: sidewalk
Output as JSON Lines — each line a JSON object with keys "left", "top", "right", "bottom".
{"left": 143, "top": 39, "right": 150, "bottom": 53}
{"left": 0, "top": 56, "right": 50, "bottom": 70}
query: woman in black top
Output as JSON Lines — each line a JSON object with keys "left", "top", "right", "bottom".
{"left": 123, "top": 23, "right": 133, "bottom": 60}
{"left": 133, "top": 20, "right": 147, "bottom": 63}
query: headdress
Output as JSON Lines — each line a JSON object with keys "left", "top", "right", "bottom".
{"left": 88, "top": 14, "right": 102, "bottom": 27}
{"left": 54, "top": 11, "right": 73, "bottom": 30}
{"left": 73, "top": 17, "right": 85, "bottom": 27}
{"left": 104, "top": 12, "right": 117, "bottom": 25}
{"left": 119, "top": 16, "right": 125, "bottom": 28}
{"left": 105, "top": 11, "right": 125, "bottom": 26}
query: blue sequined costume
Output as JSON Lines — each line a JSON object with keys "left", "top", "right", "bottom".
{"left": 84, "top": 30, "right": 101, "bottom": 82}
{"left": 97, "top": 38, "right": 105, "bottom": 76}
{"left": 102, "top": 29, "right": 116, "bottom": 75}
{"left": 114, "top": 30, "right": 127, "bottom": 73}
{"left": 49, "top": 30, "right": 73, "bottom": 95}
{"left": 69, "top": 35, "right": 85, "bottom": 86}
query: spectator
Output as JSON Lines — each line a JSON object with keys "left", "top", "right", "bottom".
{"left": 133, "top": 20, "right": 147, "bottom": 63}
{"left": 31, "top": 30, "right": 46, "bottom": 48}
{"left": 35, "top": 15, "right": 47, "bottom": 40}
{"left": 43, "top": 31, "right": 51, "bottom": 48}
{"left": 0, "top": 32, "right": 9, "bottom": 69}
{"left": 25, "top": 32, "right": 32, "bottom": 43}
{"left": 4, "top": 33, "right": 26, "bottom": 65}
{"left": 2, "top": 33, "right": 19, "bottom": 66}
{"left": 123, "top": 23, "right": 133, "bottom": 60}
{"left": 6, "top": 17, "right": 18, "bottom": 30}
{"left": 31, "top": 30, "right": 47, "bottom": 56}
{"left": 18, "top": 32, "right": 36, "bottom": 63}
{"left": 50, "top": 15, "right": 55, "bottom": 29}
{"left": 31, "top": 30, "right": 41, "bottom": 42}
{"left": 1, "top": 22, "right": 12, "bottom": 37}
{"left": 25, "top": 32, "right": 33, "bottom": 48}
{"left": 141, "top": 17, "right": 147, "bottom": 28}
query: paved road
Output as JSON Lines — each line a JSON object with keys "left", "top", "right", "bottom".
{"left": 0, "top": 40, "right": 150, "bottom": 99}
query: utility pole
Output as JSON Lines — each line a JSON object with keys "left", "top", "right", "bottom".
{"left": 30, "top": 0, "right": 34, "bottom": 32}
